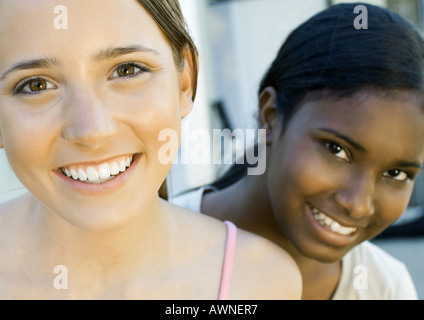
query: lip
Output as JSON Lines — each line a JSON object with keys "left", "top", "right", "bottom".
{"left": 56, "top": 153, "right": 135, "bottom": 169}
{"left": 305, "top": 203, "right": 359, "bottom": 248}
{"left": 54, "top": 153, "right": 141, "bottom": 195}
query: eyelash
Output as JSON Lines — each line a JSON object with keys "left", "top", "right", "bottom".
{"left": 383, "top": 170, "right": 413, "bottom": 182}
{"left": 324, "top": 141, "right": 351, "bottom": 162}
{"left": 323, "top": 141, "right": 412, "bottom": 182}
{"left": 13, "top": 77, "right": 56, "bottom": 95}
{"left": 12, "top": 62, "right": 150, "bottom": 95}
{"left": 109, "top": 62, "right": 150, "bottom": 80}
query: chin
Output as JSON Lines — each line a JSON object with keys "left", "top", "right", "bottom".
{"left": 294, "top": 239, "right": 354, "bottom": 264}
{"left": 306, "top": 250, "right": 348, "bottom": 264}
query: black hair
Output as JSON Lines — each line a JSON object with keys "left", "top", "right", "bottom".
{"left": 260, "top": 2, "right": 424, "bottom": 125}
{"left": 211, "top": 2, "right": 424, "bottom": 190}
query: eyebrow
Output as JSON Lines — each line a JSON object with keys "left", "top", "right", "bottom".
{"left": 0, "top": 57, "right": 60, "bottom": 81}
{"left": 92, "top": 45, "right": 160, "bottom": 62}
{"left": 318, "top": 128, "right": 366, "bottom": 152}
{"left": 0, "top": 45, "right": 160, "bottom": 81}
{"left": 395, "top": 161, "right": 423, "bottom": 169}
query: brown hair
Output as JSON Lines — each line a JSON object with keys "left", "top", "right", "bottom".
{"left": 137, "top": 0, "right": 199, "bottom": 199}
{"left": 138, "top": 0, "right": 199, "bottom": 101}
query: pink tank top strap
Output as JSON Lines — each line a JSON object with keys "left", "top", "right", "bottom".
{"left": 218, "top": 220, "right": 237, "bottom": 300}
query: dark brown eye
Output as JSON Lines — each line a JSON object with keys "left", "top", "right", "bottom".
{"left": 28, "top": 78, "right": 48, "bottom": 92}
{"left": 383, "top": 169, "right": 409, "bottom": 182}
{"left": 328, "top": 143, "right": 342, "bottom": 154}
{"left": 324, "top": 142, "right": 350, "bottom": 161}
{"left": 110, "top": 63, "right": 149, "bottom": 79}
{"left": 116, "top": 64, "right": 136, "bottom": 77}
{"left": 388, "top": 169, "right": 400, "bottom": 176}
{"left": 14, "top": 77, "right": 55, "bottom": 95}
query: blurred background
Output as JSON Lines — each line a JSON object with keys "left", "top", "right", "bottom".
{"left": 0, "top": 0, "right": 423, "bottom": 298}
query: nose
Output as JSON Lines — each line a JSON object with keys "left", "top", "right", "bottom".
{"left": 61, "top": 89, "right": 117, "bottom": 149}
{"left": 333, "top": 170, "right": 376, "bottom": 219}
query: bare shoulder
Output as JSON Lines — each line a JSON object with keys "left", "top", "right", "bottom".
{"left": 162, "top": 201, "right": 302, "bottom": 299}
{"left": 163, "top": 199, "right": 227, "bottom": 231}
{"left": 229, "top": 228, "right": 302, "bottom": 300}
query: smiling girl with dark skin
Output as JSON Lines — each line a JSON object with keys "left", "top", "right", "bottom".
{"left": 0, "top": 0, "right": 302, "bottom": 299}
{"left": 172, "top": 3, "right": 424, "bottom": 299}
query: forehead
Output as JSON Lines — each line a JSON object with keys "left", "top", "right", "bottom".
{"left": 288, "top": 90, "right": 424, "bottom": 161}
{"left": 0, "top": 0, "right": 170, "bottom": 68}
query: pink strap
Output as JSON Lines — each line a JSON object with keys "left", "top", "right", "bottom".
{"left": 218, "top": 220, "right": 237, "bottom": 300}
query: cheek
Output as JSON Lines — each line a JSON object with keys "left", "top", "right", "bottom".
{"left": 122, "top": 78, "right": 182, "bottom": 129}
{"left": 3, "top": 101, "right": 57, "bottom": 140}
{"left": 131, "top": 101, "right": 182, "bottom": 154}
{"left": 1, "top": 126, "right": 55, "bottom": 194}
{"left": 266, "top": 143, "right": 316, "bottom": 230}
{"left": 128, "top": 98, "right": 182, "bottom": 180}
{"left": 269, "top": 138, "right": 337, "bottom": 202}
{"left": 0, "top": 111, "right": 48, "bottom": 166}
{"left": 375, "top": 187, "right": 414, "bottom": 227}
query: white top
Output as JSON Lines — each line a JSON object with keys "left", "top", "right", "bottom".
{"left": 170, "top": 186, "right": 418, "bottom": 300}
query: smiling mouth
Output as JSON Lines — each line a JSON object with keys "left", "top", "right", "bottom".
{"left": 310, "top": 206, "right": 358, "bottom": 236}
{"left": 60, "top": 154, "right": 136, "bottom": 184}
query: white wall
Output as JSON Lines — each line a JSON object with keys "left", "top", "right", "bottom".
{"left": 0, "top": 150, "right": 26, "bottom": 203}
{"left": 207, "top": 0, "right": 328, "bottom": 131}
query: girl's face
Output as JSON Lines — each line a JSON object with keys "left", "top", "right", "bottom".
{"left": 0, "top": 0, "right": 193, "bottom": 231}
{"left": 266, "top": 90, "right": 424, "bottom": 262}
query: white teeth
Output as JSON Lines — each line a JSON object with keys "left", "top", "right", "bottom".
{"left": 70, "top": 169, "right": 79, "bottom": 180}
{"left": 87, "top": 167, "right": 99, "bottom": 181}
{"left": 311, "top": 207, "right": 357, "bottom": 236}
{"left": 61, "top": 155, "right": 134, "bottom": 184}
{"left": 119, "top": 160, "right": 126, "bottom": 172}
{"left": 110, "top": 162, "right": 120, "bottom": 175}
{"left": 64, "top": 168, "right": 72, "bottom": 178}
{"left": 126, "top": 157, "right": 131, "bottom": 167}
{"left": 98, "top": 163, "right": 111, "bottom": 180}
{"left": 77, "top": 168, "right": 87, "bottom": 181}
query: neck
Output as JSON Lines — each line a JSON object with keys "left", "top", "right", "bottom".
{"left": 278, "top": 239, "right": 342, "bottom": 300}
{"left": 204, "top": 169, "right": 272, "bottom": 228}
{"left": 26, "top": 193, "right": 172, "bottom": 279}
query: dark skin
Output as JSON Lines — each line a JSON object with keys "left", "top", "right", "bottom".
{"left": 201, "top": 87, "right": 424, "bottom": 299}
{"left": 201, "top": 155, "right": 341, "bottom": 300}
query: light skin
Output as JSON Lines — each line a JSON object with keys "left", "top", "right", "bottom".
{"left": 202, "top": 87, "right": 424, "bottom": 299}
{"left": 0, "top": 0, "right": 301, "bottom": 299}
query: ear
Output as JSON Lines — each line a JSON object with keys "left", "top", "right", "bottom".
{"left": 258, "top": 86, "right": 280, "bottom": 145}
{"left": 179, "top": 47, "right": 197, "bottom": 119}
